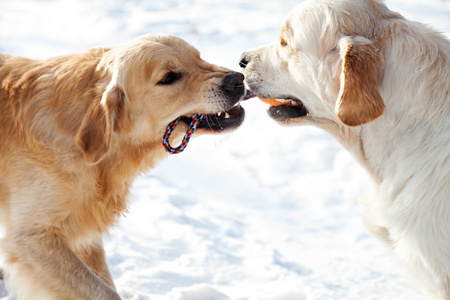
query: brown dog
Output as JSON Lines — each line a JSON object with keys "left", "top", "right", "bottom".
{"left": 0, "top": 34, "right": 245, "bottom": 299}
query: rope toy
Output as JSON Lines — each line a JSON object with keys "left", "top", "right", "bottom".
{"left": 162, "top": 114, "right": 205, "bottom": 154}
{"left": 243, "top": 92, "right": 256, "bottom": 100}
{"left": 243, "top": 91, "right": 288, "bottom": 106}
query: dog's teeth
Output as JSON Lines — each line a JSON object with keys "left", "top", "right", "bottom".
{"left": 224, "top": 113, "right": 230, "bottom": 119}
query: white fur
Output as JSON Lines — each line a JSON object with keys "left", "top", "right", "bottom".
{"left": 242, "top": 0, "right": 450, "bottom": 298}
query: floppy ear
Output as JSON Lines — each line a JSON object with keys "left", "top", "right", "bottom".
{"left": 335, "top": 36, "right": 385, "bottom": 126}
{"left": 76, "top": 82, "right": 128, "bottom": 164}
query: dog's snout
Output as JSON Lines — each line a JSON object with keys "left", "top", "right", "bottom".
{"left": 222, "top": 72, "right": 244, "bottom": 92}
{"left": 239, "top": 52, "right": 249, "bottom": 69}
{"left": 220, "top": 72, "right": 245, "bottom": 105}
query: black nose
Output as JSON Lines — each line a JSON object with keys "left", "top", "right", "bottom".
{"left": 222, "top": 71, "right": 245, "bottom": 93}
{"left": 221, "top": 72, "right": 245, "bottom": 104}
{"left": 239, "top": 52, "right": 249, "bottom": 69}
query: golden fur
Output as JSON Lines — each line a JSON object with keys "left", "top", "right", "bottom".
{"left": 0, "top": 34, "right": 244, "bottom": 299}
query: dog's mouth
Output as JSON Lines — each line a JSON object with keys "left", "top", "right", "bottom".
{"left": 267, "top": 99, "right": 308, "bottom": 121}
{"left": 180, "top": 103, "right": 245, "bottom": 132}
{"left": 244, "top": 91, "right": 308, "bottom": 121}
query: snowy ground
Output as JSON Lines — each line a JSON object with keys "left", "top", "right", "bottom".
{"left": 1, "top": 0, "right": 449, "bottom": 299}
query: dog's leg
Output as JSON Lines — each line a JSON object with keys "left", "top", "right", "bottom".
{"left": 3, "top": 231, "right": 120, "bottom": 300}
{"left": 76, "top": 238, "right": 116, "bottom": 291}
{"left": 392, "top": 220, "right": 450, "bottom": 299}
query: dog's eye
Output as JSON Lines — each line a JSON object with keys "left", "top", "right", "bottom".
{"left": 280, "top": 38, "right": 288, "bottom": 47}
{"left": 158, "top": 72, "right": 181, "bottom": 85}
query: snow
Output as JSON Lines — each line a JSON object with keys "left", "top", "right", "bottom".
{"left": 1, "top": 0, "right": 449, "bottom": 299}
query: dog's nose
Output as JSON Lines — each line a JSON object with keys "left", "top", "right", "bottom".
{"left": 239, "top": 52, "right": 249, "bottom": 69}
{"left": 222, "top": 72, "right": 245, "bottom": 93}
{"left": 221, "top": 72, "right": 245, "bottom": 104}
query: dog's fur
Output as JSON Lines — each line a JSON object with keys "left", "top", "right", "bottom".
{"left": 241, "top": 0, "right": 450, "bottom": 298}
{"left": 0, "top": 34, "right": 244, "bottom": 299}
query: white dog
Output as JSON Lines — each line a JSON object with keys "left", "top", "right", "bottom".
{"left": 240, "top": 0, "right": 450, "bottom": 298}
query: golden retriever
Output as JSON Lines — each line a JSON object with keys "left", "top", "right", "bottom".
{"left": 0, "top": 34, "right": 245, "bottom": 299}
{"left": 240, "top": 0, "right": 450, "bottom": 298}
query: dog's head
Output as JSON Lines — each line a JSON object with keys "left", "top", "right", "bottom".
{"left": 240, "top": 0, "right": 400, "bottom": 128}
{"left": 76, "top": 34, "right": 245, "bottom": 164}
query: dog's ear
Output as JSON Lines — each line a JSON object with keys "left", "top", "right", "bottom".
{"left": 76, "top": 82, "right": 129, "bottom": 164}
{"left": 335, "top": 36, "right": 385, "bottom": 126}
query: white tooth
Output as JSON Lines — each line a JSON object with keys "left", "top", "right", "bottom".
{"left": 224, "top": 113, "right": 230, "bottom": 119}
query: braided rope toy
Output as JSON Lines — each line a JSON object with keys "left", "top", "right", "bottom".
{"left": 243, "top": 92, "right": 256, "bottom": 100}
{"left": 244, "top": 91, "right": 292, "bottom": 106}
{"left": 162, "top": 114, "right": 205, "bottom": 154}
